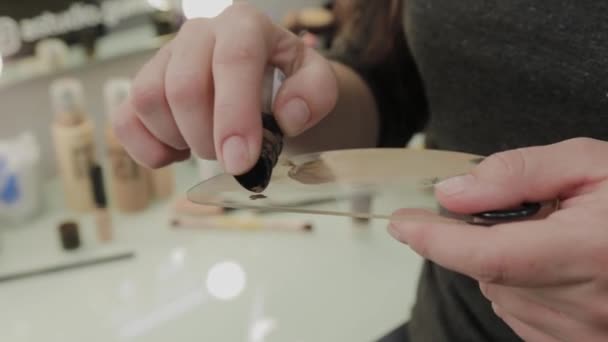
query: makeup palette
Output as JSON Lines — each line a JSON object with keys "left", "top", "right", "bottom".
{"left": 187, "top": 148, "right": 558, "bottom": 225}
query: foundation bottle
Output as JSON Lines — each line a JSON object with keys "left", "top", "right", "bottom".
{"left": 104, "top": 79, "right": 150, "bottom": 212}
{"left": 50, "top": 78, "right": 96, "bottom": 212}
{"left": 149, "top": 166, "right": 175, "bottom": 200}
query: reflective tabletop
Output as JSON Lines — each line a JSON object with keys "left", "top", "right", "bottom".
{"left": 0, "top": 163, "right": 423, "bottom": 342}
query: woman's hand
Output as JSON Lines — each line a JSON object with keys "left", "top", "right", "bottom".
{"left": 111, "top": 3, "right": 337, "bottom": 175}
{"left": 389, "top": 138, "right": 608, "bottom": 341}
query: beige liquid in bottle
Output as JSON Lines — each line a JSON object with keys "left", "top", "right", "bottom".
{"left": 50, "top": 78, "right": 95, "bottom": 212}
{"left": 104, "top": 79, "right": 150, "bottom": 212}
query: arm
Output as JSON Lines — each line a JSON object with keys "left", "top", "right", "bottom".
{"left": 287, "top": 0, "right": 429, "bottom": 155}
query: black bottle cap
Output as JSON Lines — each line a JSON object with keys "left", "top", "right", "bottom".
{"left": 234, "top": 113, "right": 284, "bottom": 193}
{"left": 59, "top": 221, "right": 81, "bottom": 250}
{"left": 90, "top": 164, "right": 108, "bottom": 208}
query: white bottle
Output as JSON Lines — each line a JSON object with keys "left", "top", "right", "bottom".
{"left": 0, "top": 132, "right": 42, "bottom": 223}
{"left": 104, "top": 78, "right": 151, "bottom": 213}
{"left": 50, "top": 78, "right": 96, "bottom": 212}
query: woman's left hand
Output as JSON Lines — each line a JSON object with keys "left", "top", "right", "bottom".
{"left": 389, "top": 138, "right": 608, "bottom": 341}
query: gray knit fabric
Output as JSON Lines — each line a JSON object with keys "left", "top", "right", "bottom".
{"left": 334, "top": 1, "right": 608, "bottom": 341}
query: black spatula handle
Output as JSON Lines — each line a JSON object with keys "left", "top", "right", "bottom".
{"left": 440, "top": 200, "right": 559, "bottom": 226}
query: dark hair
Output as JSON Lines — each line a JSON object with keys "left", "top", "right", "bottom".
{"left": 332, "top": 0, "right": 403, "bottom": 65}
{"left": 327, "top": 0, "right": 429, "bottom": 149}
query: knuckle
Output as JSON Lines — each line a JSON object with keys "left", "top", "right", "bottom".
{"left": 235, "top": 11, "right": 267, "bottom": 35}
{"left": 112, "top": 119, "right": 173, "bottom": 169}
{"left": 565, "top": 137, "right": 603, "bottom": 164}
{"left": 562, "top": 137, "right": 608, "bottom": 171}
{"left": 473, "top": 250, "right": 509, "bottom": 283}
{"left": 179, "top": 17, "right": 211, "bottom": 34}
{"left": 478, "top": 148, "right": 529, "bottom": 182}
{"left": 111, "top": 109, "right": 139, "bottom": 144}
{"left": 214, "top": 6, "right": 268, "bottom": 64}
{"left": 144, "top": 147, "right": 174, "bottom": 169}
{"left": 305, "top": 56, "right": 339, "bottom": 114}
{"left": 566, "top": 137, "right": 597, "bottom": 150}
{"left": 215, "top": 39, "right": 264, "bottom": 66}
{"left": 165, "top": 74, "right": 203, "bottom": 106}
{"left": 222, "top": 2, "right": 261, "bottom": 22}
{"left": 131, "top": 82, "right": 163, "bottom": 116}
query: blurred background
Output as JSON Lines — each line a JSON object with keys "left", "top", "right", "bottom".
{"left": 0, "top": 1, "right": 424, "bottom": 341}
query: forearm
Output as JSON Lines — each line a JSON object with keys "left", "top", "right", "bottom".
{"left": 284, "top": 61, "right": 380, "bottom": 155}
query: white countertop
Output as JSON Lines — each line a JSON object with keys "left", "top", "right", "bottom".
{"left": 0, "top": 162, "right": 424, "bottom": 342}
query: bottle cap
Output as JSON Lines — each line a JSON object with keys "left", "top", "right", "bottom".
{"left": 50, "top": 78, "right": 86, "bottom": 120}
{"left": 104, "top": 78, "right": 132, "bottom": 115}
{"left": 59, "top": 221, "right": 81, "bottom": 250}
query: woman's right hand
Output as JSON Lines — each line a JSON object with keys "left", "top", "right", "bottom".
{"left": 111, "top": 2, "right": 338, "bottom": 175}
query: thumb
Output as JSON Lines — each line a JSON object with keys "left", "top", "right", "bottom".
{"left": 435, "top": 138, "right": 608, "bottom": 214}
{"left": 270, "top": 28, "right": 338, "bottom": 137}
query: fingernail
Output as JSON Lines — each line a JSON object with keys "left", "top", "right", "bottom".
{"left": 435, "top": 174, "right": 475, "bottom": 196}
{"left": 222, "top": 135, "right": 250, "bottom": 175}
{"left": 278, "top": 98, "right": 310, "bottom": 135}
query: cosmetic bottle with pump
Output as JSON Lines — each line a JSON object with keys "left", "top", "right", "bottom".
{"left": 50, "top": 78, "right": 96, "bottom": 212}
{"left": 104, "top": 79, "right": 150, "bottom": 213}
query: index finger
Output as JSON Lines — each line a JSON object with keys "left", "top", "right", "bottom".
{"left": 211, "top": 8, "right": 271, "bottom": 175}
{"left": 389, "top": 210, "right": 588, "bottom": 287}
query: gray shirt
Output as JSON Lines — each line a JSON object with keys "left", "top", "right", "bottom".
{"left": 331, "top": 1, "right": 608, "bottom": 340}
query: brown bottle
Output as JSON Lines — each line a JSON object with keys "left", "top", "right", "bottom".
{"left": 50, "top": 78, "right": 96, "bottom": 212}
{"left": 104, "top": 79, "right": 150, "bottom": 213}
